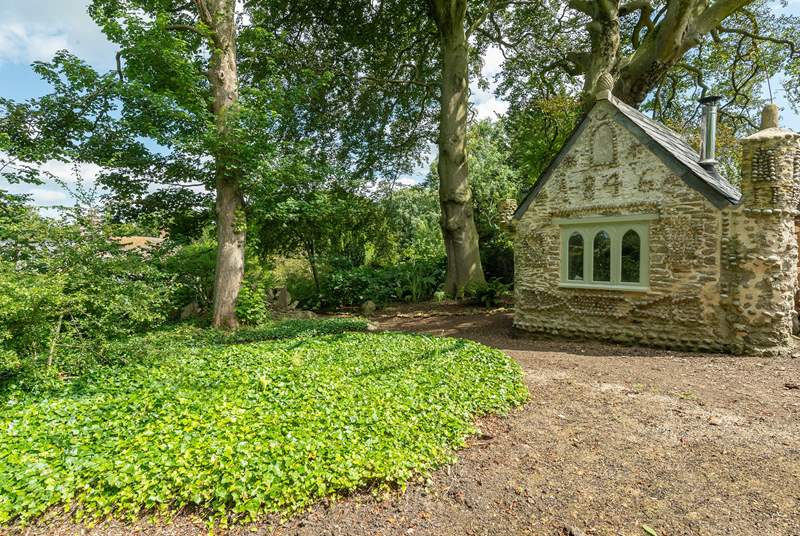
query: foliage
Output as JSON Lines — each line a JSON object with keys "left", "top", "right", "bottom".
{"left": 235, "top": 267, "right": 278, "bottom": 326}
{"left": 380, "top": 184, "right": 444, "bottom": 262}
{"left": 289, "top": 258, "right": 446, "bottom": 310}
{"left": 0, "top": 325, "right": 527, "bottom": 525}
{"left": 227, "top": 318, "right": 369, "bottom": 344}
{"left": 249, "top": 156, "right": 393, "bottom": 289}
{"left": 0, "top": 265, "right": 66, "bottom": 380}
{"left": 155, "top": 237, "right": 218, "bottom": 314}
{"left": 505, "top": 95, "right": 582, "bottom": 186}
{"left": 496, "top": 0, "right": 800, "bottom": 136}
{"left": 0, "top": 204, "right": 179, "bottom": 390}
{"left": 464, "top": 279, "right": 511, "bottom": 308}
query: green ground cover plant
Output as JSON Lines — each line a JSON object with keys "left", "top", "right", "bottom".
{"left": 0, "top": 322, "right": 527, "bottom": 526}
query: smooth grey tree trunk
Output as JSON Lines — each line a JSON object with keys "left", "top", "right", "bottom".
{"left": 202, "top": 0, "right": 246, "bottom": 329}
{"left": 431, "top": 0, "right": 485, "bottom": 296}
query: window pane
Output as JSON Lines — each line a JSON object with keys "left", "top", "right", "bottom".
{"left": 621, "top": 229, "right": 641, "bottom": 283}
{"left": 567, "top": 232, "right": 584, "bottom": 281}
{"left": 593, "top": 231, "right": 611, "bottom": 282}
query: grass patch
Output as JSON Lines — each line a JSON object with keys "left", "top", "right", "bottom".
{"left": 0, "top": 322, "right": 527, "bottom": 525}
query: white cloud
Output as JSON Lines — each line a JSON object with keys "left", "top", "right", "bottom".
{"left": 0, "top": 0, "right": 115, "bottom": 67}
{"left": 482, "top": 45, "right": 504, "bottom": 78}
{"left": 39, "top": 159, "right": 102, "bottom": 185}
{"left": 30, "top": 188, "right": 69, "bottom": 204}
{"left": 470, "top": 47, "right": 510, "bottom": 120}
{"left": 1, "top": 154, "right": 101, "bottom": 209}
{"left": 0, "top": 23, "right": 69, "bottom": 64}
{"left": 473, "top": 94, "right": 509, "bottom": 119}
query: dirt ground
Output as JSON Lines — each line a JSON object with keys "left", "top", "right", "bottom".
{"left": 17, "top": 306, "right": 800, "bottom": 536}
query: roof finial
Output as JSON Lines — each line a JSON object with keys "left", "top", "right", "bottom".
{"left": 597, "top": 72, "right": 614, "bottom": 92}
{"left": 595, "top": 71, "right": 614, "bottom": 101}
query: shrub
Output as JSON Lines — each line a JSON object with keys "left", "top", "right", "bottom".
{"left": 0, "top": 210, "right": 178, "bottom": 392}
{"left": 0, "top": 265, "right": 66, "bottom": 375}
{"left": 285, "top": 270, "right": 321, "bottom": 309}
{"left": 464, "top": 279, "right": 511, "bottom": 307}
{"left": 235, "top": 268, "right": 277, "bottom": 326}
{"left": 156, "top": 238, "right": 217, "bottom": 313}
{"left": 307, "top": 258, "right": 446, "bottom": 309}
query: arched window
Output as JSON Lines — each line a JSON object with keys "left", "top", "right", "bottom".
{"left": 567, "top": 232, "right": 584, "bottom": 280}
{"left": 557, "top": 215, "right": 652, "bottom": 289}
{"left": 593, "top": 231, "right": 611, "bottom": 282}
{"left": 621, "top": 229, "right": 641, "bottom": 283}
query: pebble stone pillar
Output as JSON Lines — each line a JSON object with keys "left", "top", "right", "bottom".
{"left": 726, "top": 104, "right": 800, "bottom": 354}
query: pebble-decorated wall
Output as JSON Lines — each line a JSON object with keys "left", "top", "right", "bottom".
{"left": 514, "top": 101, "right": 800, "bottom": 355}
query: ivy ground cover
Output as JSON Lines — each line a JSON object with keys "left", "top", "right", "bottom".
{"left": 0, "top": 322, "right": 527, "bottom": 525}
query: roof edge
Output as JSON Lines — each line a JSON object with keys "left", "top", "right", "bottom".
{"left": 513, "top": 98, "right": 741, "bottom": 222}
{"left": 611, "top": 110, "right": 741, "bottom": 206}
{"left": 512, "top": 107, "right": 594, "bottom": 220}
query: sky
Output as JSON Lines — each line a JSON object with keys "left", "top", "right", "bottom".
{"left": 0, "top": 0, "right": 798, "bottom": 208}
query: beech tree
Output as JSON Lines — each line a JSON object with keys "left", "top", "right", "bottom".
{"left": 265, "top": 0, "right": 519, "bottom": 295}
{"left": 429, "top": 0, "right": 486, "bottom": 294}
{"left": 496, "top": 0, "right": 800, "bottom": 115}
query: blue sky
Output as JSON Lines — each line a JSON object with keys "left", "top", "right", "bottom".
{"left": 1, "top": 0, "right": 798, "bottom": 208}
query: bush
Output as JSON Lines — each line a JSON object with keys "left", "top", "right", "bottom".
{"left": 465, "top": 279, "right": 511, "bottom": 308}
{"left": 156, "top": 238, "right": 217, "bottom": 314}
{"left": 302, "top": 258, "right": 446, "bottom": 310}
{"left": 285, "top": 269, "right": 321, "bottom": 309}
{"left": 0, "top": 266, "right": 66, "bottom": 377}
{"left": 235, "top": 267, "right": 277, "bottom": 326}
{"left": 0, "top": 325, "right": 527, "bottom": 525}
{"left": 0, "top": 210, "right": 178, "bottom": 392}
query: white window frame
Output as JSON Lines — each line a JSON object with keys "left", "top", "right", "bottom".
{"left": 555, "top": 214, "right": 656, "bottom": 291}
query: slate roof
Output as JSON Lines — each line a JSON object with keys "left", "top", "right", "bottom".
{"left": 513, "top": 95, "right": 742, "bottom": 220}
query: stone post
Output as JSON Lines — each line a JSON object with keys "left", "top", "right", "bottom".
{"left": 725, "top": 104, "right": 800, "bottom": 354}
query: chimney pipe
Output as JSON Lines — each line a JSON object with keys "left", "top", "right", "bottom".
{"left": 698, "top": 95, "right": 722, "bottom": 165}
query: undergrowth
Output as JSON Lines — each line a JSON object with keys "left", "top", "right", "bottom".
{"left": 0, "top": 320, "right": 527, "bottom": 526}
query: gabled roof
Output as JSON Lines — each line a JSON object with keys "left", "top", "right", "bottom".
{"left": 513, "top": 95, "right": 742, "bottom": 220}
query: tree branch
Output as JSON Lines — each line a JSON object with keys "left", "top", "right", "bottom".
{"left": 692, "top": 0, "right": 755, "bottom": 37}
{"left": 360, "top": 76, "right": 439, "bottom": 90}
{"left": 193, "top": 0, "right": 213, "bottom": 25}
{"left": 115, "top": 51, "right": 124, "bottom": 82}
{"left": 619, "top": 0, "right": 653, "bottom": 17}
{"left": 466, "top": 0, "right": 508, "bottom": 38}
{"left": 164, "top": 24, "right": 207, "bottom": 38}
{"left": 678, "top": 62, "right": 709, "bottom": 95}
{"left": 718, "top": 26, "right": 797, "bottom": 57}
{"left": 568, "top": 0, "right": 594, "bottom": 17}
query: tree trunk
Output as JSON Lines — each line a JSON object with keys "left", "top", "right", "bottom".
{"left": 306, "top": 240, "right": 321, "bottom": 293}
{"left": 577, "top": 0, "right": 754, "bottom": 108}
{"left": 431, "top": 0, "right": 485, "bottom": 297}
{"left": 581, "top": 2, "right": 621, "bottom": 108}
{"left": 614, "top": 0, "right": 751, "bottom": 106}
{"left": 204, "top": 0, "right": 245, "bottom": 329}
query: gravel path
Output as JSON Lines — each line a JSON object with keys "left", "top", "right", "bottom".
{"left": 22, "top": 307, "right": 800, "bottom": 535}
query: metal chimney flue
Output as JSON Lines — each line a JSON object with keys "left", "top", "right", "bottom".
{"left": 698, "top": 95, "right": 722, "bottom": 165}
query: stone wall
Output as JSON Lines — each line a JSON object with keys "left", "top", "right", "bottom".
{"left": 514, "top": 102, "right": 729, "bottom": 352}
{"left": 722, "top": 124, "right": 800, "bottom": 354}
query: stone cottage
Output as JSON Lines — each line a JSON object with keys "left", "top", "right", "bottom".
{"left": 512, "top": 75, "right": 800, "bottom": 355}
